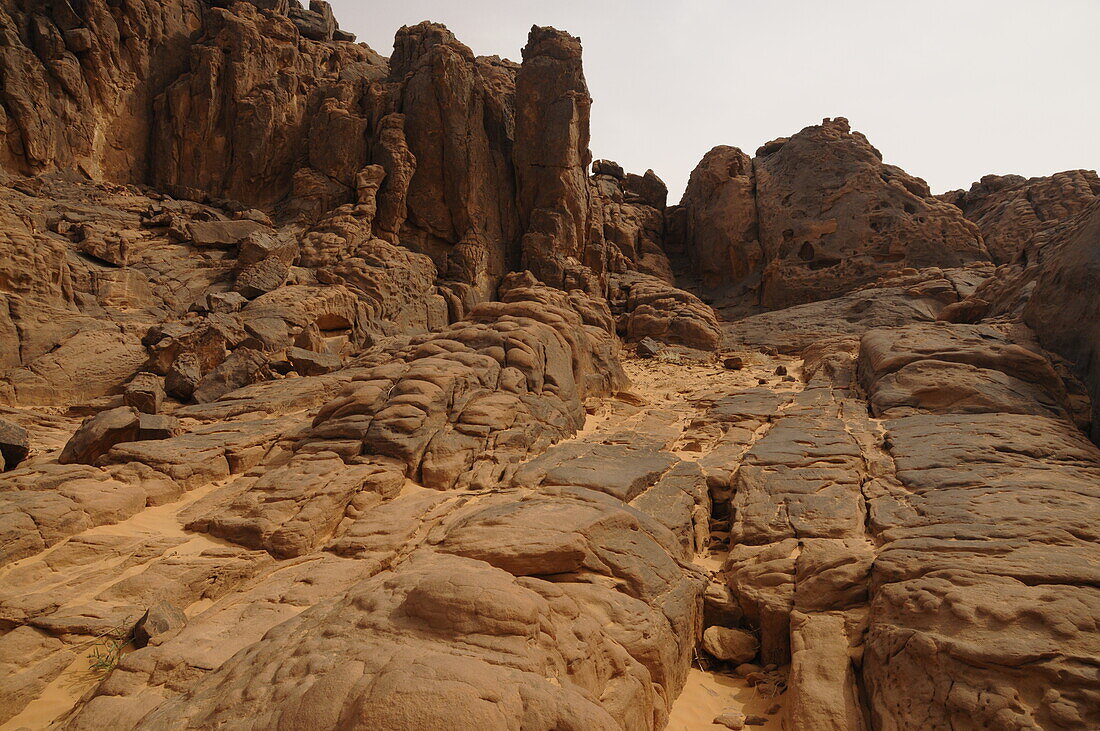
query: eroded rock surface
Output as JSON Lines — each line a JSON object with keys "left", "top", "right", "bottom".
{"left": 0, "top": 3, "right": 1097, "bottom": 730}
{"left": 672, "top": 118, "right": 990, "bottom": 311}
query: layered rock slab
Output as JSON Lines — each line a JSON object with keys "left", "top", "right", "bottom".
{"left": 855, "top": 321, "right": 1100, "bottom": 728}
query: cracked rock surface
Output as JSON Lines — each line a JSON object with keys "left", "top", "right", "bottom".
{"left": 0, "top": 2, "right": 1097, "bottom": 730}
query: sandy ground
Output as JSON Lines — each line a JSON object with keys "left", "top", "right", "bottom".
{"left": 3, "top": 652, "right": 99, "bottom": 731}
{"left": 0, "top": 478, "right": 238, "bottom": 731}
{"left": 616, "top": 350, "right": 798, "bottom": 731}
{"left": 668, "top": 668, "right": 787, "bottom": 730}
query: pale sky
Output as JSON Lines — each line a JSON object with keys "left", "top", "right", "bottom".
{"left": 328, "top": 0, "right": 1099, "bottom": 203}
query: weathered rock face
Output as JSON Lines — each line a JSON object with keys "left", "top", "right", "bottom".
{"left": 674, "top": 119, "right": 990, "bottom": 309}
{"left": 941, "top": 170, "right": 1100, "bottom": 264}
{"left": 0, "top": 0, "right": 204, "bottom": 179}
{"left": 672, "top": 146, "right": 759, "bottom": 291}
{"left": 951, "top": 194, "right": 1100, "bottom": 442}
{"left": 515, "top": 26, "right": 601, "bottom": 292}
{"left": 593, "top": 164, "right": 675, "bottom": 282}
{"left": 855, "top": 325, "right": 1100, "bottom": 728}
{"left": 153, "top": 3, "right": 385, "bottom": 211}
{"left": 1021, "top": 201, "right": 1100, "bottom": 440}
{"left": 756, "top": 119, "right": 989, "bottom": 308}
{"left": 387, "top": 23, "right": 521, "bottom": 299}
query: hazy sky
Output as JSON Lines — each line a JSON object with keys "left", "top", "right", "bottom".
{"left": 328, "top": 0, "right": 1099, "bottom": 203}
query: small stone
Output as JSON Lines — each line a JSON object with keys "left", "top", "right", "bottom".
{"left": 237, "top": 231, "right": 298, "bottom": 268}
{"left": 243, "top": 317, "right": 290, "bottom": 352}
{"left": 774, "top": 365, "right": 787, "bottom": 376}
{"left": 745, "top": 716, "right": 768, "bottom": 726}
{"left": 133, "top": 601, "right": 187, "bottom": 648}
{"left": 782, "top": 375, "right": 796, "bottom": 382}
{"left": 735, "top": 663, "right": 762, "bottom": 677}
{"left": 722, "top": 356, "right": 744, "bottom": 370}
{"left": 637, "top": 337, "right": 663, "bottom": 358}
{"left": 766, "top": 703, "right": 781, "bottom": 715}
{"left": 713, "top": 709, "right": 746, "bottom": 729}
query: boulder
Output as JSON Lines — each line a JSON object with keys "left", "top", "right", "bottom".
{"left": 289, "top": 0, "right": 336, "bottom": 41}
{"left": 610, "top": 273, "right": 721, "bottom": 350}
{"left": 292, "top": 323, "right": 326, "bottom": 352}
{"left": 187, "top": 220, "right": 268, "bottom": 248}
{"left": 132, "top": 602, "right": 188, "bottom": 648}
{"left": 237, "top": 231, "right": 299, "bottom": 268}
{"left": 193, "top": 348, "right": 269, "bottom": 403}
{"left": 286, "top": 347, "right": 341, "bottom": 376}
{"left": 702, "top": 626, "right": 759, "bottom": 664}
{"left": 58, "top": 407, "right": 140, "bottom": 465}
{"left": 206, "top": 292, "right": 248, "bottom": 314}
{"left": 137, "top": 414, "right": 184, "bottom": 441}
{"left": 0, "top": 418, "right": 30, "bottom": 471}
{"left": 165, "top": 352, "right": 203, "bottom": 401}
{"left": 235, "top": 257, "right": 290, "bottom": 299}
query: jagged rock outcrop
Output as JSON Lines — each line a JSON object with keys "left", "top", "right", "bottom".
{"left": 153, "top": 3, "right": 384, "bottom": 210}
{"left": 0, "top": 0, "right": 204, "bottom": 179}
{"left": 593, "top": 163, "right": 675, "bottom": 282}
{"left": 515, "top": 26, "right": 602, "bottom": 293}
{"left": 1021, "top": 202, "right": 1100, "bottom": 440}
{"left": 946, "top": 187, "right": 1100, "bottom": 442}
{"left": 669, "top": 146, "right": 759, "bottom": 291}
{"left": 674, "top": 119, "right": 990, "bottom": 309}
{"left": 940, "top": 170, "right": 1100, "bottom": 264}
{"left": 386, "top": 23, "right": 520, "bottom": 299}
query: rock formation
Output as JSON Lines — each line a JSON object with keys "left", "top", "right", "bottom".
{"left": 0, "top": 2, "right": 1097, "bottom": 730}
{"left": 939, "top": 170, "right": 1100, "bottom": 264}
{"left": 672, "top": 118, "right": 989, "bottom": 309}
